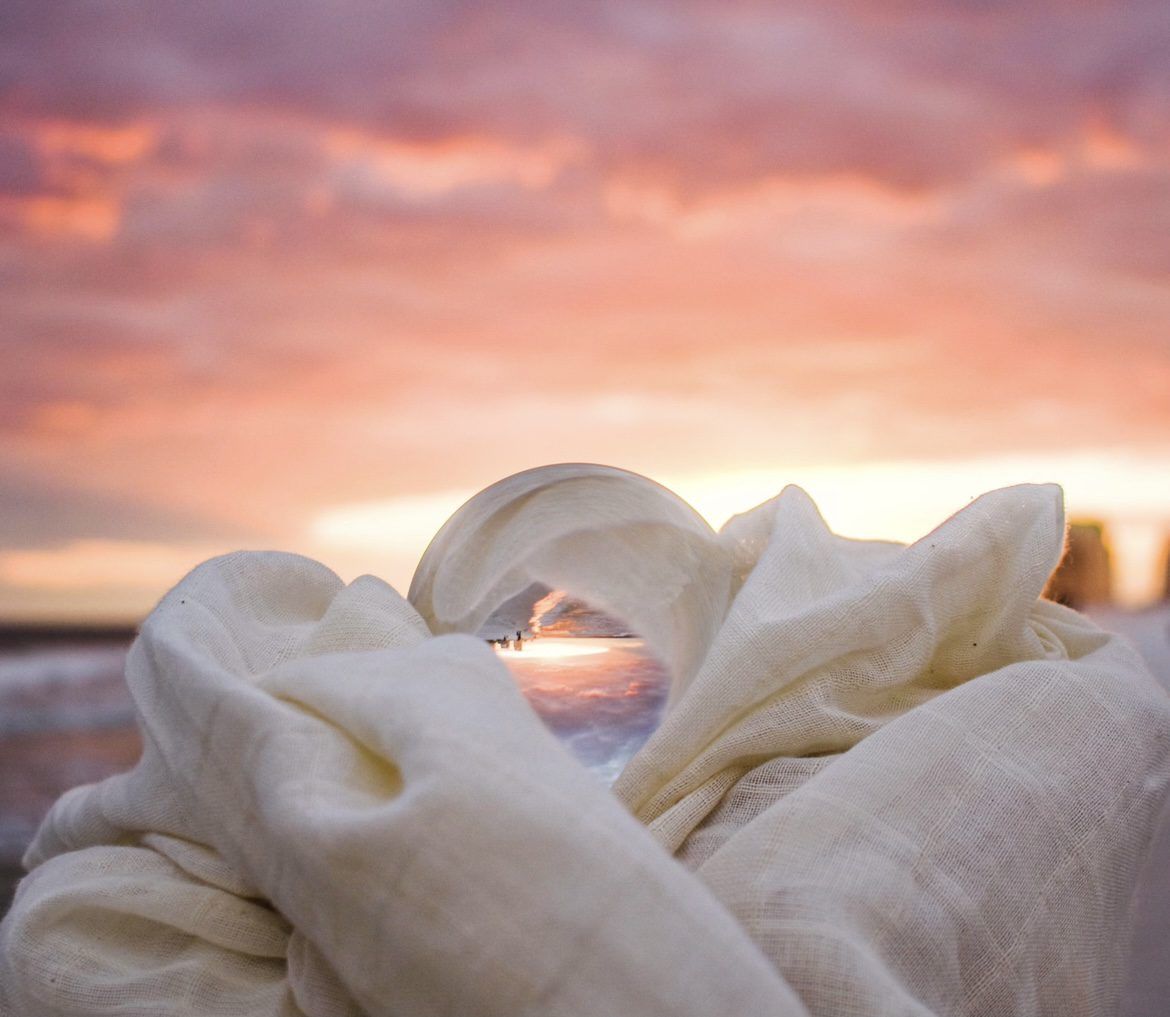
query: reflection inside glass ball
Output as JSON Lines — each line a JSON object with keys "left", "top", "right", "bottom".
{"left": 480, "top": 588, "right": 669, "bottom": 785}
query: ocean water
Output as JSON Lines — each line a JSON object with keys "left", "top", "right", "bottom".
{"left": 0, "top": 643, "right": 140, "bottom": 865}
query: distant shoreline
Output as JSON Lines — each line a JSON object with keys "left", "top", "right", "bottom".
{"left": 1, "top": 863, "right": 22, "bottom": 919}
{"left": 0, "top": 625, "right": 635, "bottom": 652}
{"left": 0, "top": 624, "right": 138, "bottom": 651}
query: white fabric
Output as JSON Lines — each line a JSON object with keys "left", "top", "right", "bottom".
{"left": 2, "top": 465, "right": 1168, "bottom": 1017}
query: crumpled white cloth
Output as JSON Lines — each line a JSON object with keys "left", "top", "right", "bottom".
{"left": 2, "top": 465, "right": 1168, "bottom": 1017}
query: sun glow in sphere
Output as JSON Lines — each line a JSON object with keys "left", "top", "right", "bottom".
{"left": 494, "top": 637, "right": 611, "bottom": 662}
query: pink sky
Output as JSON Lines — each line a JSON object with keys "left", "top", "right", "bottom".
{"left": 1, "top": 1, "right": 1169, "bottom": 620}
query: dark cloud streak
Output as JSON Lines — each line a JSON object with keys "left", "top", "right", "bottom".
{"left": 0, "top": 462, "right": 258, "bottom": 550}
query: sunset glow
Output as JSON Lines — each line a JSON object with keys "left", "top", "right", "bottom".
{"left": 496, "top": 638, "right": 611, "bottom": 662}
{"left": 2, "top": 2, "right": 1168, "bottom": 621}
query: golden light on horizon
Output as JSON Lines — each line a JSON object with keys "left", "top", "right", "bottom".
{"left": 301, "top": 450, "right": 1170, "bottom": 610}
{"left": 1, "top": 445, "right": 1167, "bottom": 625}
{"left": 496, "top": 638, "right": 612, "bottom": 662}
{"left": 324, "top": 129, "right": 583, "bottom": 197}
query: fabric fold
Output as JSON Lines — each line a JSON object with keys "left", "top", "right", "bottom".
{"left": 613, "top": 483, "right": 1070, "bottom": 828}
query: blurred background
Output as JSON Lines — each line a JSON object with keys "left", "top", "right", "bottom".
{"left": 1, "top": 1, "right": 1169, "bottom": 908}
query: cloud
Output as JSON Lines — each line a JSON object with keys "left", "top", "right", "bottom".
{"left": 0, "top": 133, "right": 43, "bottom": 194}
{"left": 4, "top": 1, "right": 1167, "bottom": 277}
{"left": 4, "top": 1, "right": 1168, "bottom": 194}
{"left": 0, "top": 462, "right": 261, "bottom": 550}
{"left": 0, "top": 539, "right": 229, "bottom": 591}
{"left": 1, "top": 1, "right": 1169, "bottom": 617}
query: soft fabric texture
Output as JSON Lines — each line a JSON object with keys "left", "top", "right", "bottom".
{"left": 2, "top": 465, "right": 1167, "bottom": 1017}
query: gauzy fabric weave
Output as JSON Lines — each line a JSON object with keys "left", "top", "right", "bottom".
{"left": 2, "top": 465, "right": 1167, "bottom": 1017}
